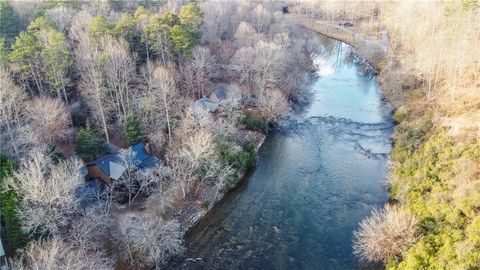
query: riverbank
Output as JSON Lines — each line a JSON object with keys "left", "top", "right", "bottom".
{"left": 170, "top": 129, "right": 266, "bottom": 230}
{"left": 167, "top": 33, "right": 393, "bottom": 269}
{"left": 297, "top": 17, "right": 388, "bottom": 70}
{"left": 296, "top": 7, "right": 480, "bottom": 269}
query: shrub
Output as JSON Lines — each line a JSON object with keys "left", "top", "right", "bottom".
{"left": 219, "top": 140, "right": 256, "bottom": 170}
{"left": 387, "top": 133, "right": 480, "bottom": 269}
{"left": 393, "top": 105, "right": 408, "bottom": 123}
{"left": 353, "top": 204, "right": 418, "bottom": 263}
{"left": 242, "top": 114, "right": 267, "bottom": 133}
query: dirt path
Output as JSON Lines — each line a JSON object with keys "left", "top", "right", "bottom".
{"left": 296, "top": 17, "right": 388, "bottom": 61}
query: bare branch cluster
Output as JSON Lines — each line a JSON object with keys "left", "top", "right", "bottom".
{"left": 353, "top": 205, "right": 418, "bottom": 263}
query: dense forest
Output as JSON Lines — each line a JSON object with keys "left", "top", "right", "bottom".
{"left": 294, "top": 0, "right": 480, "bottom": 269}
{"left": 0, "top": 0, "right": 317, "bottom": 269}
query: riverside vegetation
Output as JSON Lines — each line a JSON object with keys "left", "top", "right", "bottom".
{"left": 293, "top": 0, "right": 480, "bottom": 269}
{"left": 0, "top": 1, "right": 316, "bottom": 269}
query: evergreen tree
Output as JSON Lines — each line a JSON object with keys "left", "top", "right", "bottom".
{"left": 9, "top": 31, "right": 39, "bottom": 72}
{"left": 75, "top": 122, "right": 109, "bottom": 162}
{"left": 125, "top": 111, "right": 142, "bottom": 146}
{"left": 41, "top": 31, "right": 73, "bottom": 104}
{"left": 0, "top": 1, "right": 23, "bottom": 45}
{"left": 0, "top": 38, "right": 7, "bottom": 65}
{"left": 170, "top": 24, "right": 193, "bottom": 61}
{"left": 115, "top": 13, "right": 142, "bottom": 52}
{"left": 178, "top": 2, "right": 203, "bottom": 42}
{"left": 0, "top": 153, "right": 29, "bottom": 248}
{"left": 88, "top": 16, "right": 113, "bottom": 41}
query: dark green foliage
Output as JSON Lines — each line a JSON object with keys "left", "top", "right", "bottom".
{"left": 0, "top": 38, "right": 7, "bottom": 64}
{"left": 0, "top": 1, "right": 23, "bottom": 44}
{"left": 125, "top": 111, "right": 142, "bottom": 146}
{"left": 114, "top": 12, "right": 146, "bottom": 58}
{"left": 109, "top": 0, "right": 124, "bottom": 11}
{"left": 242, "top": 114, "right": 267, "bottom": 133}
{"left": 161, "top": 12, "right": 180, "bottom": 27}
{"left": 75, "top": 122, "right": 109, "bottom": 162}
{"left": 0, "top": 154, "right": 16, "bottom": 188}
{"left": 166, "top": 2, "right": 203, "bottom": 61}
{"left": 47, "top": 145, "right": 65, "bottom": 164}
{"left": 9, "top": 31, "right": 38, "bottom": 72}
{"left": 27, "top": 16, "right": 54, "bottom": 33}
{"left": 170, "top": 24, "right": 194, "bottom": 60}
{"left": 388, "top": 130, "right": 480, "bottom": 268}
{"left": 391, "top": 105, "right": 433, "bottom": 163}
{"left": 220, "top": 140, "right": 257, "bottom": 170}
{"left": 223, "top": 172, "right": 239, "bottom": 191}
{"left": 0, "top": 154, "right": 29, "bottom": 249}
{"left": 178, "top": 2, "right": 203, "bottom": 42}
{"left": 88, "top": 16, "right": 113, "bottom": 41}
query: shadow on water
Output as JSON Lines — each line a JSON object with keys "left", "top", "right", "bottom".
{"left": 169, "top": 36, "right": 393, "bottom": 270}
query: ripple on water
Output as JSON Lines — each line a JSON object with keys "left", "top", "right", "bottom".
{"left": 175, "top": 38, "right": 392, "bottom": 270}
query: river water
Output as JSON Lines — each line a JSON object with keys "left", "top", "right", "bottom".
{"left": 176, "top": 37, "right": 393, "bottom": 270}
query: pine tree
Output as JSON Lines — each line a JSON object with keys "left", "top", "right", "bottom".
{"left": 41, "top": 31, "right": 73, "bottom": 104}
{"left": 75, "top": 122, "right": 109, "bottom": 162}
{"left": 0, "top": 1, "right": 23, "bottom": 45}
{"left": 0, "top": 154, "right": 29, "bottom": 248}
{"left": 170, "top": 24, "right": 193, "bottom": 61}
{"left": 179, "top": 2, "right": 203, "bottom": 42}
{"left": 125, "top": 111, "right": 142, "bottom": 146}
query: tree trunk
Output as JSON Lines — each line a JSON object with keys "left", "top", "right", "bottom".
{"left": 4, "top": 114, "right": 18, "bottom": 157}
{"left": 163, "top": 94, "right": 172, "bottom": 144}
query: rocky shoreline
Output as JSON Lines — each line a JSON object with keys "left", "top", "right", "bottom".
{"left": 172, "top": 129, "right": 266, "bottom": 231}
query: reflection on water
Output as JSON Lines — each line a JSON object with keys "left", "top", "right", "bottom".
{"left": 175, "top": 37, "right": 392, "bottom": 270}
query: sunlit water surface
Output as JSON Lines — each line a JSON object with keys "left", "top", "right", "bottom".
{"left": 172, "top": 37, "right": 393, "bottom": 270}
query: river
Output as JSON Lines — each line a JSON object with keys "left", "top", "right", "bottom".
{"left": 174, "top": 36, "right": 393, "bottom": 270}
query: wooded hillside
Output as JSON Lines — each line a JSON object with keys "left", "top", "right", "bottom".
{"left": 293, "top": 0, "right": 480, "bottom": 268}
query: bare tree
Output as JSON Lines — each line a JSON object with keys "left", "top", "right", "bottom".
{"left": 76, "top": 37, "right": 111, "bottom": 143}
{"left": 25, "top": 96, "right": 71, "bottom": 145}
{"left": 251, "top": 4, "right": 272, "bottom": 33}
{"left": 219, "top": 84, "right": 243, "bottom": 127}
{"left": 234, "top": 21, "right": 263, "bottom": 47}
{"left": 353, "top": 205, "right": 418, "bottom": 263}
{"left": 45, "top": 6, "right": 77, "bottom": 33}
{"left": 5, "top": 150, "right": 83, "bottom": 236}
{"left": 69, "top": 10, "right": 93, "bottom": 44}
{"left": 167, "top": 154, "right": 197, "bottom": 199}
{"left": 0, "top": 68, "right": 27, "bottom": 158}
{"left": 200, "top": 1, "right": 241, "bottom": 43}
{"left": 67, "top": 211, "right": 113, "bottom": 253}
{"left": 104, "top": 38, "right": 137, "bottom": 122}
{"left": 181, "top": 47, "right": 217, "bottom": 98}
{"left": 231, "top": 46, "right": 256, "bottom": 95}
{"left": 257, "top": 88, "right": 289, "bottom": 127}
{"left": 117, "top": 148, "right": 140, "bottom": 207}
{"left": 148, "top": 65, "right": 181, "bottom": 144}
{"left": 10, "top": 237, "right": 113, "bottom": 270}
{"left": 132, "top": 165, "right": 169, "bottom": 205}
{"left": 251, "top": 41, "right": 280, "bottom": 93}
{"left": 114, "top": 216, "right": 184, "bottom": 268}
{"left": 178, "top": 128, "right": 216, "bottom": 166}
{"left": 146, "top": 181, "right": 175, "bottom": 216}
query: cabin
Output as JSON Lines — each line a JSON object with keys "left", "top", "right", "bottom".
{"left": 209, "top": 83, "right": 239, "bottom": 103}
{"left": 194, "top": 97, "right": 219, "bottom": 113}
{"left": 86, "top": 142, "right": 158, "bottom": 186}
